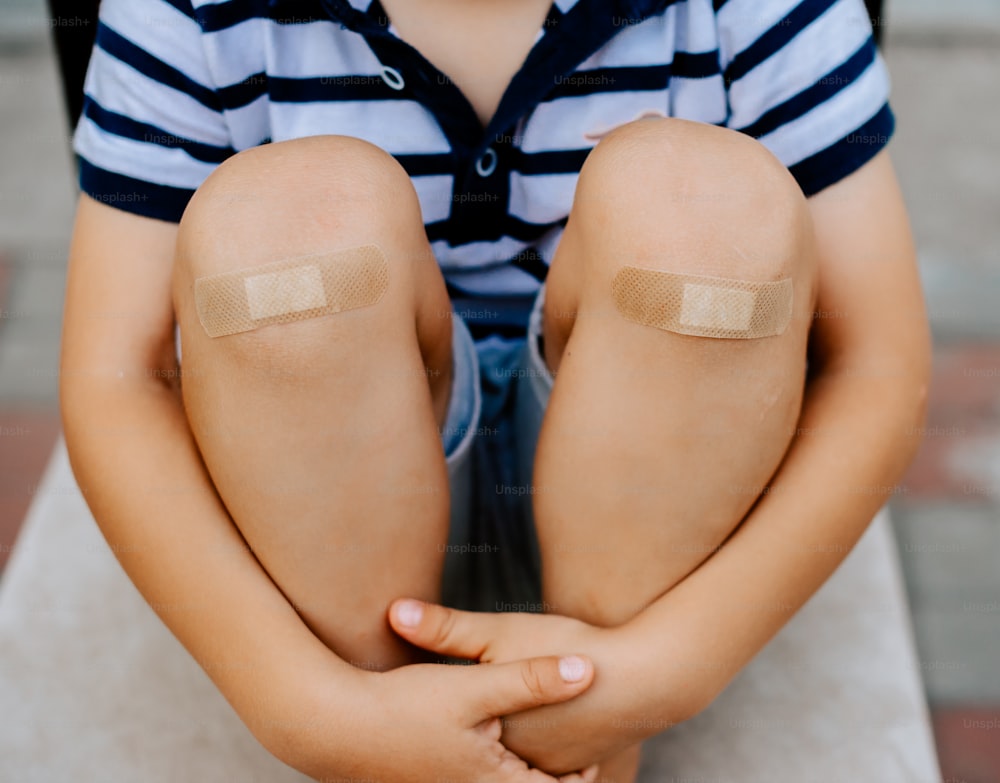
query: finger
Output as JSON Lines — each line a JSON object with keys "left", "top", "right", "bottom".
{"left": 465, "top": 654, "right": 594, "bottom": 721}
{"left": 557, "top": 766, "right": 600, "bottom": 783}
{"left": 555, "top": 772, "right": 592, "bottom": 783}
{"left": 493, "top": 746, "right": 597, "bottom": 783}
{"left": 389, "top": 599, "right": 498, "bottom": 660}
{"left": 476, "top": 717, "right": 503, "bottom": 741}
{"left": 494, "top": 747, "right": 561, "bottom": 783}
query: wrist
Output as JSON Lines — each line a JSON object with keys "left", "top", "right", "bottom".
{"left": 612, "top": 615, "right": 713, "bottom": 732}
{"left": 253, "top": 649, "right": 371, "bottom": 775}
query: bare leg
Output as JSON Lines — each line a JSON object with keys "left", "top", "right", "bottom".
{"left": 536, "top": 118, "right": 819, "bottom": 779}
{"left": 172, "top": 136, "right": 453, "bottom": 671}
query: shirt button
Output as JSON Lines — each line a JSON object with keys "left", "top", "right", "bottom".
{"left": 475, "top": 147, "right": 498, "bottom": 177}
{"left": 379, "top": 64, "right": 405, "bottom": 91}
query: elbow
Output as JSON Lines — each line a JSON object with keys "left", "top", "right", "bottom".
{"left": 58, "top": 359, "right": 85, "bottom": 459}
{"left": 58, "top": 354, "right": 102, "bottom": 462}
{"left": 899, "top": 328, "right": 933, "bottom": 470}
{"left": 58, "top": 371, "right": 97, "bottom": 487}
{"left": 870, "top": 346, "right": 931, "bottom": 482}
{"left": 816, "top": 330, "right": 932, "bottom": 479}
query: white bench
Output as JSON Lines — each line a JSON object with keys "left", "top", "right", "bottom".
{"left": 0, "top": 440, "right": 941, "bottom": 782}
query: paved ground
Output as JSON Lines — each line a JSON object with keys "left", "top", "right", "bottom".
{"left": 0, "top": 11, "right": 76, "bottom": 571}
{"left": 878, "top": 9, "right": 1000, "bottom": 781}
{"left": 0, "top": 1, "right": 998, "bottom": 780}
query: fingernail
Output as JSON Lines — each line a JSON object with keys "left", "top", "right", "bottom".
{"left": 558, "top": 655, "right": 587, "bottom": 683}
{"left": 396, "top": 600, "right": 423, "bottom": 627}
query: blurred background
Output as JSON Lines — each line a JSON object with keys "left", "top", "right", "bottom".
{"left": 0, "top": 0, "right": 997, "bottom": 779}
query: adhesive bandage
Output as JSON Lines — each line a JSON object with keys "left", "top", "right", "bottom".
{"left": 611, "top": 266, "right": 793, "bottom": 339}
{"left": 194, "top": 244, "right": 388, "bottom": 337}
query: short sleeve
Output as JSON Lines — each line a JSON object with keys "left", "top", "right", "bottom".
{"left": 716, "top": 0, "right": 894, "bottom": 196}
{"left": 72, "top": 0, "right": 234, "bottom": 222}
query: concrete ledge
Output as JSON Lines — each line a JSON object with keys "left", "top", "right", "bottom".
{"left": 0, "top": 440, "right": 940, "bottom": 781}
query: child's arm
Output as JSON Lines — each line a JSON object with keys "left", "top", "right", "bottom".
{"left": 60, "top": 195, "right": 600, "bottom": 783}
{"left": 612, "top": 149, "right": 931, "bottom": 719}
{"left": 390, "top": 149, "right": 932, "bottom": 773}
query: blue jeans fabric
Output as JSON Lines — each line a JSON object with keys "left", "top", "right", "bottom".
{"left": 439, "top": 287, "right": 554, "bottom": 612}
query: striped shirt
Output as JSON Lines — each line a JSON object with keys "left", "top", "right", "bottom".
{"left": 74, "top": 0, "right": 894, "bottom": 332}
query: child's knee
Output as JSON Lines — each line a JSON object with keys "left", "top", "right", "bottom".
{"left": 563, "top": 118, "right": 818, "bottom": 329}
{"left": 573, "top": 117, "right": 813, "bottom": 277}
{"left": 170, "top": 136, "right": 439, "bottom": 370}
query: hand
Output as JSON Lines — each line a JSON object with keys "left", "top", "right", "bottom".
{"left": 285, "top": 649, "right": 601, "bottom": 783}
{"left": 388, "top": 599, "right": 647, "bottom": 774}
{"left": 369, "top": 654, "right": 603, "bottom": 783}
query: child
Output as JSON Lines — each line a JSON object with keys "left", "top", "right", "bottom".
{"left": 61, "top": 0, "right": 930, "bottom": 780}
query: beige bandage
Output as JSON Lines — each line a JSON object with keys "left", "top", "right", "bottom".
{"left": 611, "top": 266, "right": 793, "bottom": 339}
{"left": 194, "top": 244, "right": 388, "bottom": 337}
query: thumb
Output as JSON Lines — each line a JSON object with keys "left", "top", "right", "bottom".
{"left": 464, "top": 654, "right": 594, "bottom": 721}
{"left": 389, "top": 599, "right": 496, "bottom": 660}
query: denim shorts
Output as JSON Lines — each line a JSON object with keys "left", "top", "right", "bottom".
{"left": 438, "top": 286, "right": 554, "bottom": 613}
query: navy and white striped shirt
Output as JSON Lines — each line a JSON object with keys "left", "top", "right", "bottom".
{"left": 75, "top": 0, "right": 894, "bottom": 325}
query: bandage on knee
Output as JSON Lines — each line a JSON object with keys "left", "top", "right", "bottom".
{"left": 611, "top": 266, "right": 793, "bottom": 339}
{"left": 194, "top": 244, "right": 388, "bottom": 337}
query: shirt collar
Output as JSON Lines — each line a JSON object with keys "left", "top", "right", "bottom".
{"left": 338, "top": 0, "right": 669, "bottom": 17}
{"left": 334, "top": 0, "right": 678, "bottom": 26}
{"left": 343, "top": 0, "right": 582, "bottom": 15}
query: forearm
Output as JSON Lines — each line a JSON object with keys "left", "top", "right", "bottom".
{"left": 500, "top": 360, "right": 927, "bottom": 773}
{"left": 60, "top": 372, "right": 364, "bottom": 759}
{"left": 619, "top": 359, "right": 928, "bottom": 722}
{"left": 433, "top": 153, "right": 930, "bottom": 775}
